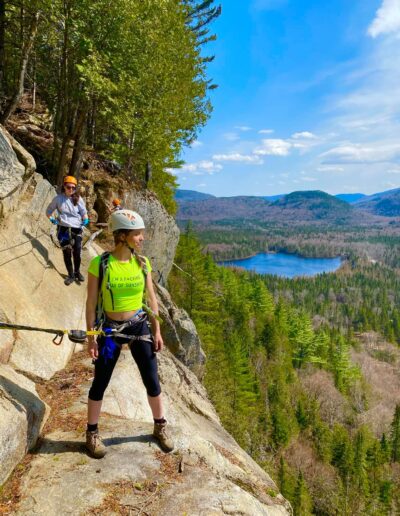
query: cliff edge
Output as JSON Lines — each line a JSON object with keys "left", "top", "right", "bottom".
{"left": 0, "top": 127, "right": 290, "bottom": 515}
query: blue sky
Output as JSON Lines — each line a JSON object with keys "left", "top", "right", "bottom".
{"left": 174, "top": 0, "right": 400, "bottom": 197}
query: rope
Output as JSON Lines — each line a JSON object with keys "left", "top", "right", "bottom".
{"left": 0, "top": 321, "right": 150, "bottom": 345}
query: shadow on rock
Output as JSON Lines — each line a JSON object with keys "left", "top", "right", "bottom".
{"left": 103, "top": 433, "right": 154, "bottom": 446}
{"left": 23, "top": 230, "right": 64, "bottom": 277}
{"left": 34, "top": 437, "right": 85, "bottom": 455}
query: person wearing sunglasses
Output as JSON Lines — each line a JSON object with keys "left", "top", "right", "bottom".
{"left": 46, "top": 175, "right": 89, "bottom": 285}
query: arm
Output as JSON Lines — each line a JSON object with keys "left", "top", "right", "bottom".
{"left": 45, "top": 196, "right": 58, "bottom": 219}
{"left": 145, "top": 272, "right": 163, "bottom": 352}
{"left": 86, "top": 272, "right": 99, "bottom": 359}
{"left": 78, "top": 197, "right": 88, "bottom": 221}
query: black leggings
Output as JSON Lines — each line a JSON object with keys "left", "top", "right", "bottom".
{"left": 88, "top": 315, "right": 161, "bottom": 401}
{"left": 57, "top": 226, "right": 82, "bottom": 276}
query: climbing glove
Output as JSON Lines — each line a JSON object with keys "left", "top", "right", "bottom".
{"left": 49, "top": 216, "right": 57, "bottom": 225}
{"left": 82, "top": 218, "right": 89, "bottom": 227}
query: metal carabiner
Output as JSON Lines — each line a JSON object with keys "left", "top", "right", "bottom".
{"left": 52, "top": 332, "right": 64, "bottom": 345}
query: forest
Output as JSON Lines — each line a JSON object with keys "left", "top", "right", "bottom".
{"left": 168, "top": 224, "right": 400, "bottom": 515}
{"left": 0, "top": 0, "right": 220, "bottom": 213}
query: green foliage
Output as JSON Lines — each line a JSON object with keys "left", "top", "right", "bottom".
{"left": 4, "top": 0, "right": 220, "bottom": 212}
{"left": 168, "top": 226, "right": 400, "bottom": 514}
{"left": 391, "top": 404, "right": 400, "bottom": 463}
{"left": 292, "top": 470, "right": 313, "bottom": 516}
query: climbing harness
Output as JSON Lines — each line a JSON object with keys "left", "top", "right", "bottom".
{"left": 97, "top": 311, "right": 154, "bottom": 363}
{"left": 0, "top": 321, "right": 145, "bottom": 346}
{"left": 50, "top": 222, "right": 103, "bottom": 250}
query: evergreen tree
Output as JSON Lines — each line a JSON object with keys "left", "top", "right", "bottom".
{"left": 391, "top": 404, "right": 400, "bottom": 462}
{"left": 292, "top": 470, "right": 313, "bottom": 516}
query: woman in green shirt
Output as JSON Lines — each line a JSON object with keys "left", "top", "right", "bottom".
{"left": 85, "top": 209, "right": 173, "bottom": 458}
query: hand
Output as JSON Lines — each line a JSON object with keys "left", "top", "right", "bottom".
{"left": 49, "top": 216, "right": 57, "bottom": 225}
{"left": 88, "top": 339, "right": 98, "bottom": 360}
{"left": 153, "top": 332, "right": 164, "bottom": 352}
{"left": 82, "top": 218, "right": 89, "bottom": 227}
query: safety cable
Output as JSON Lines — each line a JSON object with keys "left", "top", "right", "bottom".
{"left": 0, "top": 321, "right": 146, "bottom": 346}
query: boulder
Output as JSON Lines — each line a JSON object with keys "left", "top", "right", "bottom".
{"left": 0, "top": 364, "right": 49, "bottom": 485}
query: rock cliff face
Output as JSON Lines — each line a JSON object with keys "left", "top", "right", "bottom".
{"left": 0, "top": 129, "right": 290, "bottom": 514}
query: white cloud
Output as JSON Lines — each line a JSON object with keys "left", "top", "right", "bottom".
{"left": 196, "top": 183, "right": 207, "bottom": 188}
{"left": 317, "top": 165, "right": 345, "bottom": 173}
{"left": 234, "top": 125, "right": 252, "bottom": 131}
{"left": 190, "top": 140, "right": 203, "bottom": 148}
{"left": 223, "top": 132, "right": 240, "bottom": 141}
{"left": 291, "top": 131, "right": 317, "bottom": 139}
{"left": 258, "top": 128, "right": 274, "bottom": 134}
{"left": 387, "top": 166, "right": 400, "bottom": 174}
{"left": 368, "top": 0, "right": 400, "bottom": 38}
{"left": 178, "top": 160, "right": 223, "bottom": 175}
{"left": 383, "top": 181, "right": 398, "bottom": 188}
{"left": 212, "top": 153, "right": 264, "bottom": 164}
{"left": 321, "top": 142, "right": 400, "bottom": 164}
{"left": 302, "top": 176, "right": 318, "bottom": 182}
{"left": 255, "top": 138, "right": 292, "bottom": 156}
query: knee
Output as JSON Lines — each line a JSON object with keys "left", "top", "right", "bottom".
{"left": 145, "top": 379, "right": 161, "bottom": 397}
{"left": 89, "top": 384, "right": 105, "bottom": 401}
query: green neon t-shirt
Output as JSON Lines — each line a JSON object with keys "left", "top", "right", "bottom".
{"left": 88, "top": 254, "right": 152, "bottom": 312}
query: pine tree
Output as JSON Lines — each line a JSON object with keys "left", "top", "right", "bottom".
{"left": 391, "top": 404, "right": 400, "bottom": 462}
{"left": 292, "top": 470, "right": 313, "bottom": 516}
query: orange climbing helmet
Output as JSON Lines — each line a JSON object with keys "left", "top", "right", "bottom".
{"left": 63, "top": 175, "right": 77, "bottom": 185}
{"left": 112, "top": 198, "right": 121, "bottom": 206}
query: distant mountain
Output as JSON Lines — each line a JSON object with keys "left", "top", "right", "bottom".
{"left": 175, "top": 189, "right": 215, "bottom": 202}
{"left": 177, "top": 190, "right": 376, "bottom": 226}
{"left": 354, "top": 188, "right": 400, "bottom": 217}
{"left": 272, "top": 190, "right": 354, "bottom": 222}
{"left": 335, "top": 193, "right": 366, "bottom": 203}
{"left": 262, "top": 194, "right": 285, "bottom": 202}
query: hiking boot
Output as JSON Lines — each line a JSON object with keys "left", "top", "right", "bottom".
{"left": 64, "top": 275, "right": 74, "bottom": 286}
{"left": 153, "top": 421, "right": 174, "bottom": 453}
{"left": 75, "top": 271, "right": 85, "bottom": 282}
{"left": 86, "top": 429, "right": 106, "bottom": 459}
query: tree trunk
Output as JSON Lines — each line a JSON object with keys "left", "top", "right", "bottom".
{"left": 54, "top": 0, "right": 71, "bottom": 185}
{"left": 69, "top": 106, "right": 87, "bottom": 177}
{"left": 31, "top": 53, "right": 36, "bottom": 110}
{"left": 0, "top": 11, "right": 39, "bottom": 124}
{"left": 56, "top": 133, "right": 71, "bottom": 185}
{"left": 0, "top": 0, "right": 6, "bottom": 96}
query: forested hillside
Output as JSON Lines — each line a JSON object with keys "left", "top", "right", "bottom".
{"left": 168, "top": 225, "right": 400, "bottom": 515}
{"left": 177, "top": 190, "right": 388, "bottom": 226}
{"left": 0, "top": 0, "right": 220, "bottom": 213}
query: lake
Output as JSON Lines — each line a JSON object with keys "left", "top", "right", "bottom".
{"left": 220, "top": 252, "right": 342, "bottom": 278}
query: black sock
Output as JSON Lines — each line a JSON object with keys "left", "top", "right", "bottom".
{"left": 87, "top": 423, "right": 98, "bottom": 432}
{"left": 154, "top": 417, "right": 166, "bottom": 424}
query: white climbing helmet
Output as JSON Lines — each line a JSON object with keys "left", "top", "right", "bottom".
{"left": 109, "top": 209, "right": 145, "bottom": 232}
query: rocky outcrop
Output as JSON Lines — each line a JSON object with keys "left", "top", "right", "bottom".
{"left": 0, "top": 364, "right": 49, "bottom": 485}
{"left": 0, "top": 126, "right": 31, "bottom": 218}
{"left": 157, "top": 284, "right": 206, "bottom": 380}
